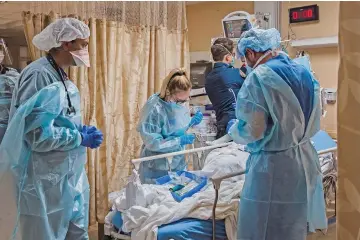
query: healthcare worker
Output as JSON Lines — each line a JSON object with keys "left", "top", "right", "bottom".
{"left": 0, "top": 18, "right": 103, "bottom": 240}
{"left": 205, "top": 38, "right": 247, "bottom": 139}
{"left": 0, "top": 48, "right": 19, "bottom": 144}
{"left": 227, "top": 28, "right": 327, "bottom": 239}
{"left": 137, "top": 68, "right": 203, "bottom": 184}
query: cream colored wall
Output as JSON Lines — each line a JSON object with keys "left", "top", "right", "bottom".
{"left": 281, "top": 1, "right": 340, "bottom": 137}
{"left": 186, "top": 1, "right": 254, "bottom": 63}
{"left": 187, "top": 1, "right": 254, "bottom": 52}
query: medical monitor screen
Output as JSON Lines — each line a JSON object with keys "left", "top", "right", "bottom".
{"left": 191, "top": 65, "right": 208, "bottom": 76}
{"left": 223, "top": 19, "right": 251, "bottom": 38}
{"left": 190, "top": 62, "right": 212, "bottom": 89}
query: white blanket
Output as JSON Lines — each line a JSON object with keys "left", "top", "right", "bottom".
{"left": 108, "top": 143, "right": 249, "bottom": 240}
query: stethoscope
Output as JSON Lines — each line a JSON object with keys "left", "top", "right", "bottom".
{"left": 46, "top": 54, "right": 76, "bottom": 115}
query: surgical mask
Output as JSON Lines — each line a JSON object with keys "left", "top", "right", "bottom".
{"left": 230, "top": 57, "right": 235, "bottom": 67}
{"left": 168, "top": 99, "right": 188, "bottom": 107}
{"left": 70, "top": 48, "right": 90, "bottom": 67}
{"left": 175, "top": 102, "right": 187, "bottom": 107}
{"left": 214, "top": 44, "right": 235, "bottom": 65}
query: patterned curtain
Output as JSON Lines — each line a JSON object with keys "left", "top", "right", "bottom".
{"left": 337, "top": 2, "right": 360, "bottom": 239}
{"left": 21, "top": 2, "right": 189, "bottom": 226}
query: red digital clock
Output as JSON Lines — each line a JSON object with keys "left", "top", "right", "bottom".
{"left": 289, "top": 5, "right": 319, "bottom": 24}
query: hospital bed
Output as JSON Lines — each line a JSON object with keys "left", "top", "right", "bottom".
{"left": 103, "top": 130, "right": 337, "bottom": 240}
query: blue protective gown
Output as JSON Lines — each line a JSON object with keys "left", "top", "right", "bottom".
{"left": 229, "top": 54, "right": 327, "bottom": 240}
{"left": 137, "top": 94, "right": 191, "bottom": 184}
{"left": 0, "top": 68, "right": 19, "bottom": 144}
{"left": 0, "top": 57, "right": 89, "bottom": 240}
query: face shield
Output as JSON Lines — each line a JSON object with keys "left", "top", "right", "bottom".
{"left": 0, "top": 38, "right": 12, "bottom": 65}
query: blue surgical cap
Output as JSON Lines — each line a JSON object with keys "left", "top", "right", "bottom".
{"left": 237, "top": 28, "right": 281, "bottom": 57}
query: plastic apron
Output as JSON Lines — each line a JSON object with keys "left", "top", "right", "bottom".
{"left": 0, "top": 81, "right": 89, "bottom": 240}
{"left": 229, "top": 63, "right": 327, "bottom": 240}
{"left": 137, "top": 94, "right": 191, "bottom": 184}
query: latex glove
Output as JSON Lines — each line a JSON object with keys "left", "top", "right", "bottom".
{"left": 189, "top": 111, "right": 203, "bottom": 127}
{"left": 83, "top": 125, "right": 97, "bottom": 134}
{"left": 80, "top": 126, "right": 104, "bottom": 149}
{"left": 180, "top": 134, "right": 195, "bottom": 146}
{"left": 172, "top": 128, "right": 187, "bottom": 137}
{"left": 226, "top": 119, "right": 237, "bottom": 133}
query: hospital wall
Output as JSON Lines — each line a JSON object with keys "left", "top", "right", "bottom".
{"left": 281, "top": 1, "right": 339, "bottom": 138}
{"left": 186, "top": 1, "right": 254, "bottom": 63}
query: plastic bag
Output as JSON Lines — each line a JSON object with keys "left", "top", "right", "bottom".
{"left": 168, "top": 171, "right": 190, "bottom": 185}
{"left": 124, "top": 170, "right": 151, "bottom": 209}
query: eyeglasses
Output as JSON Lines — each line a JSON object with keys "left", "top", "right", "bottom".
{"left": 170, "top": 96, "right": 191, "bottom": 105}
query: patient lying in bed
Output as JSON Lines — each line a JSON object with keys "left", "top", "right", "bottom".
{"left": 104, "top": 143, "right": 249, "bottom": 240}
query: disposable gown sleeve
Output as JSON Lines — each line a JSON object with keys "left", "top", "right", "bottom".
{"left": 25, "top": 126, "right": 82, "bottom": 152}
{"left": 229, "top": 72, "right": 269, "bottom": 145}
{"left": 18, "top": 70, "right": 82, "bottom": 152}
{"left": 307, "top": 77, "right": 322, "bottom": 137}
{"left": 138, "top": 109, "right": 181, "bottom": 153}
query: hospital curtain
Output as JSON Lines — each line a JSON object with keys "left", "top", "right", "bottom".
{"left": 337, "top": 2, "right": 360, "bottom": 239}
{"left": 21, "top": 2, "right": 189, "bottom": 227}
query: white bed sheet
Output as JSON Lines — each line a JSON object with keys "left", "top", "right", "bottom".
{"left": 105, "top": 143, "right": 249, "bottom": 240}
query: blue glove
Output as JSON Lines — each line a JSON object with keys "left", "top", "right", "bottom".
{"left": 80, "top": 126, "right": 104, "bottom": 149}
{"left": 232, "top": 103, "right": 236, "bottom": 109}
{"left": 189, "top": 111, "right": 203, "bottom": 127}
{"left": 172, "top": 128, "right": 187, "bottom": 137}
{"left": 226, "top": 119, "right": 237, "bottom": 133}
{"left": 180, "top": 134, "right": 195, "bottom": 146}
{"left": 83, "top": 125, "right": 97, "bottom": 134}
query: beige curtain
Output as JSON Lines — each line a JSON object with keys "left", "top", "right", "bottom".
{"left": 21, "top": 2, "right": 189, "bottom": 226}
{"left": 337, "top": 2, "right": 360, "bottom": 239}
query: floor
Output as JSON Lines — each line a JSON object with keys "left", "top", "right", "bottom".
{"left": 307, "top": 224, "right": 336, "bottom": 240}
{"left": 88, "top": 223, "right": 336, "bottom": 240}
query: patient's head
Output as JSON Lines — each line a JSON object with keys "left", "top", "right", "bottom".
{"left": 160, "top": 68, "right": 192, "bottom": 104}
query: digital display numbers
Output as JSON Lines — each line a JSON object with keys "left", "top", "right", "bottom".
{"left": 289, "top": 5, "right": 319, "bottom": 24}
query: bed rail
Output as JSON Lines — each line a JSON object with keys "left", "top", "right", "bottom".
{"left": 131, "top": 142, "right": 233, "bottom": 170}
